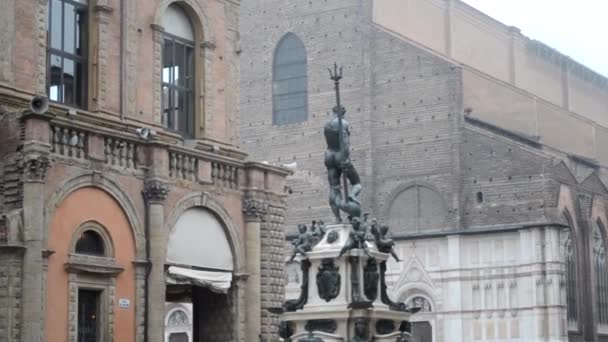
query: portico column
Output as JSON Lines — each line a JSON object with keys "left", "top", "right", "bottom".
{"left": 242, "top": 194, "right": 268, "bottom": 340}
{"left": 143, "top": 179, "right": 170, "bottom": 342}
{"left": 21, "top": 114, "right": 51, "bottom": 342}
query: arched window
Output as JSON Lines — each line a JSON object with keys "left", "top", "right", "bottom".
{"left": 560, "top": 226, "right": 578, "bottom": 329}
{"left": 593, "top": 223, "right": 608, "bottom": 328}
{"left": 387, "top": 185, "right": 447, "bottom": 234}
{"left": 47, "top": 0, "right": 89, "bottom": 107}
{"left": 406, "top": 296, "right": 432, "bottom": 313}
{"left": 162, "top": 4, "right": 195, "bottom": 137}
{"left": 75, "top": 230, "right": 105, "bottom": 256}
{"left": 168, "top": 309, "right": 190, "bottom": 327}
{"left": 273, "top": 33, "right": 308, "bottom": 125}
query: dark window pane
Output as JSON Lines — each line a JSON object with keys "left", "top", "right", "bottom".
{"left": 63, "top": 58, "right": 75, "bottom": 105}
{"left": 175, "top": 43, "right": 185, "bottom": 87}
{"left": 75, "top": 8, "right": 86, "bottom": 56}
{"left": 185, "top": 46, "right": 194, "bottom": 78}
{"left": 50, "top": 0, "right": 63, "bottom": 50}
{"left": 169, "top": 333, "right": 188, "bottom": 342}
{"left": 75, "top": 61, "right": 84, "bottom": 107}
{"left": 75, "top": 230, "right": 105, "bottom": 256}
{"left": 64, "top": 3, "right": 75, "bottom": 54}
{"left": 163, "top": 39, "right": 174, "bottom": 83}
{"left": 49, "top": 55, "right": 63, "bottom": 102}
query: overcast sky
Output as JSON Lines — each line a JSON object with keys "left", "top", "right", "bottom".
{"left": 460, "top": 0, "right": 608, "bottom": 77}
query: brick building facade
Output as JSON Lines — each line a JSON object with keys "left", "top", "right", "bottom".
{"left": 239, "top": 0, "right": 608, "bottom": 341}
{"left": 0, "top": 0, "right": 290, "bottom": 341}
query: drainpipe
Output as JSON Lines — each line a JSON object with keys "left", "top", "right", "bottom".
{"left": 143, "top": 193, "right": 151, "bottom": 342}
{"left": 119, "top": 0, "right": 127, "bottom": 120}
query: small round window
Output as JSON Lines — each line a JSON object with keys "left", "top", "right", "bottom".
{"left": 75, "top": 230, "right": 105, "bottom": 256}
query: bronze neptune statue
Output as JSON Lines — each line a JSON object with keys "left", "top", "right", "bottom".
{"left": 324, "top": 63, "right": 362, "bottom": 222}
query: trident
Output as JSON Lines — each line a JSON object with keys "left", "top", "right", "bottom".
{"left": 328, "top": 63, "right": 349, "bottom": 202}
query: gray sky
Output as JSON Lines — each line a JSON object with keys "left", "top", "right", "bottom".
{"left": 461, "top": 0, "right": 608, "bottom": 77}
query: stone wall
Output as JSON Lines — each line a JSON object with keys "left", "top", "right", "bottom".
{"left": 260, "top": 194, "right": 287, "bottom": 340}
{"left": 0, "top": 249, "right": 22, "bottom": 341}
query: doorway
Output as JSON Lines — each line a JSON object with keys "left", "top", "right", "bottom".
{"left": 412, "top": 321, "right": 432, "bottom": 342}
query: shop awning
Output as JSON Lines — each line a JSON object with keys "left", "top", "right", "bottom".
{"left": 167, "top": 266, "right": 232, "bottom": 294}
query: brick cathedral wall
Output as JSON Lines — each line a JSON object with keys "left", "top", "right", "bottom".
{"left": 460, "top": 127, "right": 553, "bottom": 227}
{"left": 367, "top": 26, "right": 463, "bottom": 229}
{"left": 239, "top": 0, "right": 375, "bottom": 232}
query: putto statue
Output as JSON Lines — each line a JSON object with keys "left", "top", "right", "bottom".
{"left": 370, "top": 219, "right": 401, "bottom": 262}
{"left": 324, "top": 63, "right": 362, "bottom": 223}
{"left": 289, "top": 224, "right": 314, "bottom": 262}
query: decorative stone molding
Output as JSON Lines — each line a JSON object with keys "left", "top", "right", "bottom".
{"left": 65, "top": 255, "right": 124, "bottom": 276}
{"left": 150, "top": 23, "right": 165, "bottom": 33}
{"left": 23, "top": 154, "right": 50, "bottom": 182}
{"left": 242, "top": 197, "right": 268, "bottom": 221}
{"left": 201, "top": 41, "right": 216, "bottom": 50}
{"left": 143, "top": 179, "right": 170, "bottom": 203}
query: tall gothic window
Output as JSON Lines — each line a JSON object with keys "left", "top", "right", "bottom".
{"left": 273, "top": 33, "right": 308, "bottom": 125}
{"left": 47, "top": 0, "right": 88, "bottom": 107}
{"left": 560, "top": 227, "right": 579, "bottom": 330}
{"left": 162, "top": 4, "right": 195, "bottom": 138}
{"left": 594, "top": 224, "right": 608, "bottom": 328}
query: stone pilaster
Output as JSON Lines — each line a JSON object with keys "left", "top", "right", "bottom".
{"left": 90, "top": 2, "right": 113, "bottom": 112}
{"left": 21, "top": 152, "right": 50, "bottom": 342}
{"left": 142, "top": 178, "right": 169, "bottom": 342}
{"left": 242, "top": 194, "right": 268, "bottom": 340}
{"left": 151, "top": 25, "right": 165, "bottom": 126}
{"left": 259, "top": 195, "right": 287, "bottom": 341}
{"left": 575, "top": 193, "right": 595, "bottom": 341}
{"left": 133, "top": 260, "right": 148, "bottom": 342}
{"left": 0, "top": 0, "right": 15, "bottom": 84}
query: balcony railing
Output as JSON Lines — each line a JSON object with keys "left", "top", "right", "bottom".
{"left": 47, "top": 114, "right": 245, "bottom": 189}
{"left": 104, "top": 137, "right": 138, "bottom": 169}
{"left": 168, "top": 148, "right": 241, "bottom": 189}
{"left": 50, "top": 124, "right": 88, "bottom": 159}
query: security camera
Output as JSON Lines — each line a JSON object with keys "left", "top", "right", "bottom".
{"left": 136, "top": 127, "right": 156, "bottom": 139}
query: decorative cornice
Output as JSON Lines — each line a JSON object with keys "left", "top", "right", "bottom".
{"left": 150, "top": 24, "right": 165, "bottom": 33}
{"left": 242, "top": 197, "right": 268, "bottom": 221}
{"left": 23, "top": 154, "right": 50, "bottom": 182}
{"left": 93, "top": 5, "right": 113, "bottom": 14}
{"left": 143, "top": 179, "right": 170, "bottom": 203}
{"left": 201, "top": 41, "right": 216, "bottom": 50}
{"left": 42, "top": 249, "right": 55, "bottom": 258}
{"left": 64, "top": 260, "right": 124, "bottom": 276}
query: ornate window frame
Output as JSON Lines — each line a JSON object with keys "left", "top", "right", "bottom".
{"left": 164, "top": 305, "right": 193, "bottom": 342}
{"left": 46, "top": 0, "right": 90, "bottom": 108}
{"left": 152, "top": 0, "right": 214, "bottom": 139}
{"left": 592, "top": 219, "right": 608, "bottom": 334}
{"left": 559, "top": 211, "right": 581, "bottom": 334}
{"left": 64, "top": 221, "right": 123, "bottom": 342}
